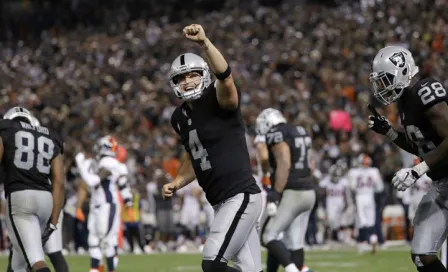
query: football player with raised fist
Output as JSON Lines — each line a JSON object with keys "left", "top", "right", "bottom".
{"left": 164, "top": 24, "right": 262, "bottom": 272}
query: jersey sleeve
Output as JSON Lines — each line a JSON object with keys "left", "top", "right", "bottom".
{"left": 254, "top": 134, "right": 266, "bottom": 144}
{"left": 0, "top": 120, "right": 14, "bottom": 138}
{"left": 170, "top": 110, "right": 180, "bottom": 135}
{"left": 413, "top": 78, "right": 448, "bottom": 110}
{"left": 51, "top": 131, "right": 64, "bottom": 157}
{"left": 207, "top": 80, "right": 242, "bottom": 114}
{"left": 265, "top": 126, "right": 286, "bottom": 146}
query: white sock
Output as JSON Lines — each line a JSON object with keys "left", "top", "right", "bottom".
{"left": 285, "top": 263, "right": 300, "bottom": 272}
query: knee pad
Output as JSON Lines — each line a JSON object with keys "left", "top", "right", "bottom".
{"left": 201, "top": 260, "right": 227, "bottom": 272}
{"left": 104, "top": 243, "right": 116, "bottom": 258}
{"left": 88, "top": 234, "right": 100, "bottom": 248}
{"left": 89, "top": 247, "right": 102, "bottom": 260}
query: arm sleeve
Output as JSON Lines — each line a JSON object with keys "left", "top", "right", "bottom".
{"left": 265, "top": 127, "right": 285, "bottom": 146}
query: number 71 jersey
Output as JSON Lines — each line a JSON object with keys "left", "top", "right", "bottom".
{"left": 397, "top": 77, "right": 447, "bottom": 180}
{"left": 0, "top": 120, "right": 64, "bottom": 195}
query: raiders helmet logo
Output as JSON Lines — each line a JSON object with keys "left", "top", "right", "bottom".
{"left": 389, "top": 52, "right": 406, "bottom": 68}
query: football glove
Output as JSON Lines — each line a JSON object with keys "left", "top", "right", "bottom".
{"left": 75, "top": 208, "right": 85, "bottom": 222}
{"left": 392, "top": 168, "right": 420, "bottom": 191}
{"left": 367, "top": 104, "right": 398, "bottom": 139}
{"left": 42, "top": 222, "right": 57, "bottom": 246}
{"left": 266, "top": 188, "right": 282, "bottom": 203}
{"left": 266, "top": 202, "right": 278, "bottom": 216}
{"left": 261, "top": 175, "right": 272, "bottom": 188}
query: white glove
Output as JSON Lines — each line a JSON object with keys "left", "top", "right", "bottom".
{"left": 392, "top": 168, "right": 419, "bottom": 191}
{"left": 266, "top": 202, "right": 277, "bottom": 216}
{"left": 75, "top": 152, "right": 86, "bottom": 166}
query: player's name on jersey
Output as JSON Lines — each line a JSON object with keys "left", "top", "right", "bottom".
{"left": 19, "top": 121, "right": 49, "bottom": 135}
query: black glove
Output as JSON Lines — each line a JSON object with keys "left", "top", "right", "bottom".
{"left": 367, "top": 104, "right": 392, "bottom": 135}
{"left": 266, "top": 188, "right": 282, "bottom": 203}
{"left": 42, "top": 222, "right": 57, "bottom": 246}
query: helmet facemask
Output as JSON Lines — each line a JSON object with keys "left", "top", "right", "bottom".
{"left": 370, "top": 46, "right": 418, "bottom": 105}
{"left": 369, "top": 69, "right": 407, "bottom": 105}
{"left": 170, "top": 70, "right": 209, "bottom": 101}
{"left": 169, "top": 53, "right": 211, "bottom": 102}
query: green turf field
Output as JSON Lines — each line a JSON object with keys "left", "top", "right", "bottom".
{"left": 0, "top": 248, "right": 415, "bottom": 272}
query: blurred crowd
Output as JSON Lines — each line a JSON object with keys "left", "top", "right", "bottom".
{"left": 0, "top": 0, "right": 447, "bottom": 253}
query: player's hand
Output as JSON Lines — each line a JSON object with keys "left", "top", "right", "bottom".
{"left": 75, "top": 208, "right": 85, "bottom": 222}
{"left": 162, "top": 182, "right": 179, "bottom": 199}
{"left": 367, "top": 104, "right": 393, "bottom": 135}
{"left": 183, "top": 24, "right": 207, "bottom": 43}
{"left": 261, "top": 175, "right": 271, "bottom": 188}
{"left": 42, "top": 222, "right": 57, "bottom": 246}
{"left": 266, "top": 202, "right": 278, "bottom": 216}
{"left": 75, "top": 152, "right": 86, "bottom": 166}
{"left": 392, "top": 168, "right": 419, "bottom": 191}
{"left": 266, "top": 188, "right": 282, "bottom": 203}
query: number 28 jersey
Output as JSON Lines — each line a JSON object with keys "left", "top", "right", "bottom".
{"left": 0, "top": 120, "right": 64, "bottom": 195}
{"left": 397, "top": 77, "right": 448, "bottom": 180}
{"left": 171, "top": 81, "right": 260, "bottom": 206}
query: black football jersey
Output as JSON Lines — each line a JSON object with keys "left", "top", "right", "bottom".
{"left": 266, "top": 123, "right": 314, "bottom": 190}
{"left": 171, "top": 82, "right": 260, "bottom": 205}
{"left": 0, "top": 120, "right": 64, "bottom": 195}
{"left": 397, "top": 77, "right": 448, "bottom": 180}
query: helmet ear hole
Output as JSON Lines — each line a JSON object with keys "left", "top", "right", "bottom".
{"left": 402, "top": 68, "right": 408, "bottom": 76}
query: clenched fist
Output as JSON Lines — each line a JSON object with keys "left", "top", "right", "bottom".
{"left": 162, "top": 182, "right": 179, "bottom": 199}
{"left": 183, "top": 24, "right": 207, "bottom": 43}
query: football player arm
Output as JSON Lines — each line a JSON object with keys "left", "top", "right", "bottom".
{"left": 391, "top": 132, "right": 420, "bottom": 155}
{"left": 200, "top": 38, "right": 238, "bottom": 110}
{"left": 173, "top": 154, "right": 196, "bottom": 190}
{"left": 50, "top": 154, "right": 65, "bottom": 226}
{"left": 117, "top": 175, "right": 133, "bottom": 207}
{"left": 76, "top": 180, "right": 88, "bottom": 209}
{"left": 256, "top": 142, "right": 270, "bottom": 176}
{"left": 416, "top": 102, "right": 448, "bottom": 174}
{"left": 271, "top": 142, "right": 291, "bottom": 193}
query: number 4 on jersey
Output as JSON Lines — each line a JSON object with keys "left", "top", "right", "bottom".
{"left": 189, "top": 129, "right": 211, "bottom": 171}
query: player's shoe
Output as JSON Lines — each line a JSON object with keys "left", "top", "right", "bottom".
{"left": 301, "top": 265, "right": 313, "bottom": 272}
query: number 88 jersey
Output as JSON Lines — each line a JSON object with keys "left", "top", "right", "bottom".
{"left": 265, "top": 123, "right": 315, "bottom": 190}
{"left": 397, "top": 77, "right": 448, "bottom": 180}
{"left": 0, "top": 120, "right": 64, "bottom": 195}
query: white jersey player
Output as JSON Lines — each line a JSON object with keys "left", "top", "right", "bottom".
{"left": 347, "top": 154, "right": 384, "bottom": 252}
{"left": 320, "top": 164, "right": 348, "bottom": 236}
{"left": 177, "top": 180, "right": 202, "bottom": 233}
{"left": 75, "top": 136, "right": 132, "bottom": 272}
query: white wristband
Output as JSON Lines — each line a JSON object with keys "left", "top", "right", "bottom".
{"left": 386, "top": 128, "right": 398, "bottom": 141}
{"left": 412, "top": 161, "right": 430, "bottom": 177}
